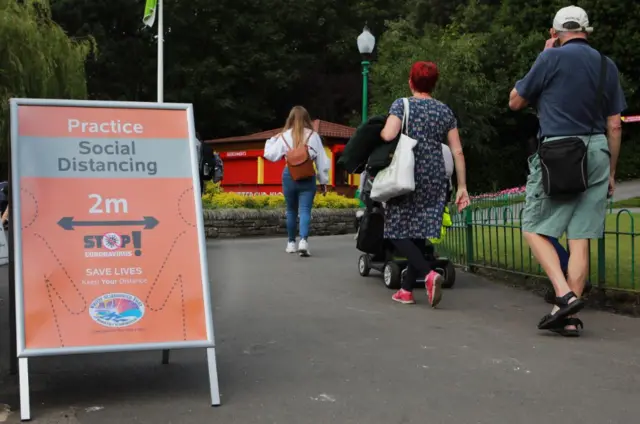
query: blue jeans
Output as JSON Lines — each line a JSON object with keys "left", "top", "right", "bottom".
{"left": 282, "top": 168, "right": 317, "bottom": 242}
{"left": 547, "top": 236, "right": 569, "bottom": 273}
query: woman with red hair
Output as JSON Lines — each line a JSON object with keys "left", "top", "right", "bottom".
{"left": 380, "top": 61, "right": 470, "bottom": 307}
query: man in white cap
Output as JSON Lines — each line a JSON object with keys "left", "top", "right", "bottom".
{"left": 508, "top": 6, "right": 626, "bottom": 337}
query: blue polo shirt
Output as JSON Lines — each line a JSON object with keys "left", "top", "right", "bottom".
{"left": 515, "top": 39, "right": 627, "bottom": 138}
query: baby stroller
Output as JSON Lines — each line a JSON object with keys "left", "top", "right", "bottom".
{"left": 354, "top": 172, "right": 456, "bottom": 290}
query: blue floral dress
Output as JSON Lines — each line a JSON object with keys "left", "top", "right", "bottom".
{"left": 383, "top": 97, "right": 456, "bottom": 240}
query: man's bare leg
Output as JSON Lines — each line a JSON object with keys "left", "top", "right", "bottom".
{"left": 564, "top": 239, "right": 590, "bottom": 330}
{"left": 524, "top": 232, "right": 573, "bottom": 313}
{"left": 566, "top": 239, "right": 589, "bottom": 297}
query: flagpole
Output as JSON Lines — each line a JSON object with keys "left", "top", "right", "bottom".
{"left": 156, "top": 0, "right": 170, "bottom": 365}
{"left": 157, "top": 0, "right": 164, "bottom": 103}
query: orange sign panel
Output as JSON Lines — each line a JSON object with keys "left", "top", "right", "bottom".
{"left": 11, "top": 100, "right": 214, "bottom": 356}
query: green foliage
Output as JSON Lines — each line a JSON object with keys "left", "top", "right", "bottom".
{"left": 38, "top": 0, "right": 640, "bottom": 190}
{"left": 371, "top": 19, "right": 536, "bottom": 190}
{"left": 50, "top": 0, "right": 154, "bottom": 102}
{"left": 50, "top": 0, "right": 408, "bottom": 140}
{"left": 611, "top": 197, "right": 640, "bottom": 209}
{"left": 202, "top": 191, "right": 360, "bottom": 210}
{"left": 371, "top": 0, "right": 640, "bottom": 191}
{"left": 444, "top": 212, "right": 639, "bottom": 290}
{"left": 371, "top": 21, "right": 499, "bottom": 153}
{"left": 405, "top": 0, "right": 468, "bottom": 29}
{"left": 0, "top": 0, "right": 93, "bottom": 158}
{"left": 203, "top": 181, "right": 224, "bottom": 196}
{"left": 471, "top": 195, "right": 526, "bottom": 210}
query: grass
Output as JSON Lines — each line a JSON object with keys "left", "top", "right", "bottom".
{"left": 441, "top": 212, "right": 639, "bottom": 291}
{"left": 611, "top": 197, "right": 640, "bottom": 209}
{"left": 470, "top": 195, "right": 525, "bottom": 210}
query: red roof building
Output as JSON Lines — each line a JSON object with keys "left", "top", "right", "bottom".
{"left": 205, "top": 120, "right": 360, "bottom": 196}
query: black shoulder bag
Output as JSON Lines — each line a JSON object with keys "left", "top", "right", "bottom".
{"left": 538, "top": 52, "right": 607, "bottom": 197}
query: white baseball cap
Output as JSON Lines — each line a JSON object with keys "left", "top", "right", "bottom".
{"left": 553, "top": 6, "right": 593, "bottom": 33}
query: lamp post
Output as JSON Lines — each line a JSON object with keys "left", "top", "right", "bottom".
{"left": 357, "top": 26, "right": 376, "bottom": 123}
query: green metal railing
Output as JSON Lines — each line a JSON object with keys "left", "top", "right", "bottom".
{"left": 441, "top": 197, "right": 638, "bottom": 292}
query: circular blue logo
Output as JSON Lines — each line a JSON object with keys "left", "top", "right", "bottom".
{"left": 89, "top": 293, "right": 145, "bottom": 328}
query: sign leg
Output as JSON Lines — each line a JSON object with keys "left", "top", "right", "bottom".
{"left": 206, "top": 347, "right": 221, "bottom": 406}
{"left": 8, "top": 205, "right": 17, "bottom": 375}
{"left": 9, "top": 269, "right": 17, "bottom": 375}
{"left": 161, "top": 349, "right": 170, "bottom": 365}
{"left": 19, "top": 358, "right": 31, "bottom": 421}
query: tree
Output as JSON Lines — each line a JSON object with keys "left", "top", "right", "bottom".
{"left": 50, "top": 0, "right": 156, "bottom": 101}
{"left": 370, "top": 20, "right": 528, "bottom": 191}
{"left": 45, "top": 0, "right": 640, "bottom": 185}
{"left": 0, "top": 0, "right": 93, "bottom": 171}
{"left": 405, "top": 0, "right": 468, "bottom": 29}
{"left": 451, "top": 0, "right": 640, "bottom": 181}
{"left": 371, "top": 0, "right": 640, "bottom": 190}
{"left": 50, "top": 0, "right": 409, "bottom": 139}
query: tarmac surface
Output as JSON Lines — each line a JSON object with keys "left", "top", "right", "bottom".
{"left": 612, "top": 179, "right": 640, "bottom": 202}
{"left": 1, "top": 235, "right": 640, "bottom": 423}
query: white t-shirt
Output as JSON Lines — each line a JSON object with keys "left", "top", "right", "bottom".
{"left": 263, "top": 129, "right": 331, "bottom": 185}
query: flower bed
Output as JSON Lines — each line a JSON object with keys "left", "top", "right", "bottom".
{"left": 470, "top": 186, "right": 526, "bottom": 209}
{"left": 201, "top": 182, "right": 360, "bottom": 210}
{"left": 199, "top": 182, "right": 360, "bottom": 238}
{"left": 471, "top": 186, "right": 526, "bottom": 201}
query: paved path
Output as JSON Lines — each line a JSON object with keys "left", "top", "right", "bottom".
{"left": 613, "top": 179, "right": 640, "bottom": 202}
{"left": 1, "top": 235, "right": 640, "bottom": 423}
{"left": 611, "top": 207, "right": 640, "bottom": 215}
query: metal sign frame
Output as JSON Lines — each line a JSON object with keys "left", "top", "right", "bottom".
{"left": 9, "top": 98, "right": 220, "bottom": 421}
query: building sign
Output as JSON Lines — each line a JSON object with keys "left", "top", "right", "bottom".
{"left": 235, "top": 192, "right": 284, "bottom": 196}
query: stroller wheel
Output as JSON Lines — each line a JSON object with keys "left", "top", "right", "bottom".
{"left": 442, "top": 261, "right": 456, "bottom": 289}
{"left": 432, "top": 259, "right": 456, "bottom": 289}
{"left": 358, "top": 254, "right": 371, "bottom": 277}
{"left": 383, "top": 262, "right": 402, "bottom": 290}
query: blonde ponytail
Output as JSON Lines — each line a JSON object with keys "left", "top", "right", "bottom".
{"left": 282, "top": 106, "right": 314, "bottom": 147}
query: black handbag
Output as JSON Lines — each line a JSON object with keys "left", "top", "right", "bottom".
{"left": 366, "top": 139, "right": 398, "bottom": 175}
{"left": 538, "top": 52, "right": 607, "bottom": 197}
{"left": 356, "top": 206, "right": 385, "bottom": 255}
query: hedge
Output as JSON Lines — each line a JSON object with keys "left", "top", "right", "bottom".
{"left": 201, "top": 182, "right": 360, "bottom": 210}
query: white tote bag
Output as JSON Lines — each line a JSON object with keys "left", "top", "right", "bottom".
{"left": 370, "top": 98, "right": 417, "bottom": 202}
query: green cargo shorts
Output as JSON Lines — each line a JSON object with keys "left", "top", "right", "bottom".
{"left": 521, "top": 135, "right": 610, "bottom": 240}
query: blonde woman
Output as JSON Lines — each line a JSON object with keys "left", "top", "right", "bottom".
{"left": 264, "top": 106, "right": 330, "bottom": 256}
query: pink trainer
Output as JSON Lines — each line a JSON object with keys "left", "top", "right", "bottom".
{"left": 392, "top": 289, "right": 415, "bottom": 304}
{"left": 425, "top": 271, "right": 443, "bottom": 308}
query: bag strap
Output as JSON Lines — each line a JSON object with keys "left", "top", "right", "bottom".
{"left": 280, "top": 134, "right": 291, "bottom": 151}
{"left": 282, "top": 131, "right": 316, "bottom": 153}
{"left": 585, "top": 52, "right": 608, "bottom": 148}
{"left": 304, "top": 130, "right": 313, "bottom": 144}
{"left": 401, "top": 98, "right": 410, "bottom": 135}
{"left": 303, "top": 131, "right": 316, "bottom": 154}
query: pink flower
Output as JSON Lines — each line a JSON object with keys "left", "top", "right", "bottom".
{"left": 470, "top": 186, "right": 526, "bottom": 201}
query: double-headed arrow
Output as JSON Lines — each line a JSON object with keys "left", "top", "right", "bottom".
{"left": 57, "top": 216, "right": 159, "bottom": 231}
